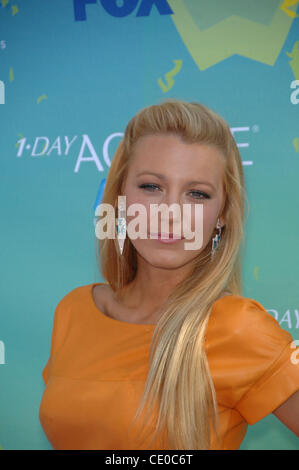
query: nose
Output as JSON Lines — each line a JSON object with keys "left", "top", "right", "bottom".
{"left": 161, "top": 189, "right": 184, "bottom": 207}
{"left": 158, "top": 191, "right": 183, "bottom": 233}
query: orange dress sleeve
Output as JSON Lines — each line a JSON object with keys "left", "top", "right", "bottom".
{"left": 207, "top": 296, "right": 299, "bottom": 426}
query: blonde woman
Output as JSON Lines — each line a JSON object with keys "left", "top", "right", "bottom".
{"left": 39, "top": 99, "right": 299, "bottom": 450}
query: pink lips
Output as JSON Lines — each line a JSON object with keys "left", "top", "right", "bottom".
{"left": 149, "top": 233, "right": 184, "bottom": 244}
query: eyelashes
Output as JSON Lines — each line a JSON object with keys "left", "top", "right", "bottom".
{"left": 138, "top": 184, "right": 210, "bottom": 200}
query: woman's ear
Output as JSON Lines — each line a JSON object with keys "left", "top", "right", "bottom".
{"left": 219, "top": 215, "right": 225, "bottom": 228}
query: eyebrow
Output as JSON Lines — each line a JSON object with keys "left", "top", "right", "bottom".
{"left": 136, "top": 171, "right": 216, "bottom": 191}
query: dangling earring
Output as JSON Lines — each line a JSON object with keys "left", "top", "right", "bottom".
{"left": 116, "top": 196, "right": 126, "bottom": 255}
{"left": 211, "top": 218, "right": 222, "bottom": 259}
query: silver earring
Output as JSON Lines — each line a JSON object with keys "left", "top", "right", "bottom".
{"left": 116, "top": 196, "right": 126, "bottom": 255}
{"left": 211, "top": 218, "right": 222, "bottom": 259}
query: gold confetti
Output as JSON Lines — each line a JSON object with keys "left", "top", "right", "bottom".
{"left": 293, "top": 137, "right": 299, "bottom": 152}
{"left": 1, "top": 0, "right": 9, "bottom": 8}
{"left": 9, "top": 66, "right": 14, "bottom": 81}
{"left": 253, "top": 266, "right": 259, "bottom": 281}
{"left": 37, "top": 94, "right": 47, "bottom": 104}
{"left": 11, "top": 4, "right": 18, "bottom": 15}
{"left": 286, "top": 40, "right": 299, "bottom": 80}
{"left": 15, "top": 133, "right": 23, "bottom": 148}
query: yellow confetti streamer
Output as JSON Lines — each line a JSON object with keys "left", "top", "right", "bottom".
{"left": 9, "top": 67, "right": 14, "bottom": 81}
{"left": 157, "top": 59, "right": 182, "bottom": 92}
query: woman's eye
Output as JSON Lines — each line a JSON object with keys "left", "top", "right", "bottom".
{"left": 189, "top": 191, "right": 210, "bottom": 200}
{"left": 139, "top": 183, "right": 210, "bottom": 199}
{"left": 139, "top": 184, "right": 160, "bottom": 192}
{"left": 139, "top": 184, "right": 210, "bottom": 200}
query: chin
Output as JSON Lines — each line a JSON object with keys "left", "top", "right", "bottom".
{"left": 135, "top": 246, "right": 194, "bottom": 269}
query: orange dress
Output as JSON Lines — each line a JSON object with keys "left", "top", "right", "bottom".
{"left": 39, "top": 282, "right": 299, "bottom": 450}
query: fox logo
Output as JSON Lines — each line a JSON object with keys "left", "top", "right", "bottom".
{"left": 73, "top": 0, "right": 173, "bottom": 21}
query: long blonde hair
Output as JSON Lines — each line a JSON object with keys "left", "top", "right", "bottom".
{"left": 96, "top": 99, "right": 247, "bottom": 449}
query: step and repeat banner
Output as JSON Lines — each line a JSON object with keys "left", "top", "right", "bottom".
{"left": 0, "top": 0, "right": 299, "bottom": 450}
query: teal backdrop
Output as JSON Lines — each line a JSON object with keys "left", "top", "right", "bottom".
{"left": 0, "top": 0, "right": 299, "bottom": 450}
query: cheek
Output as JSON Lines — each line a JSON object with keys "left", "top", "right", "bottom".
{"left": 203, "top": 208, "right": 217, "bottom": 235}
{"left": 189, "top": 203, "right": 219, "bottom": 241}
{"left": 124, "top": 189, "right": 152, "bottom": 233}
